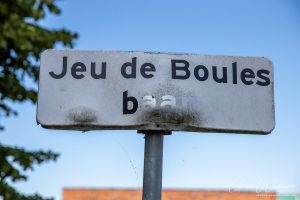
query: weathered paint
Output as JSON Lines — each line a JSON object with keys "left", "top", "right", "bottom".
{"left": 37, "top": 50, "right": 275, "bottom": 134}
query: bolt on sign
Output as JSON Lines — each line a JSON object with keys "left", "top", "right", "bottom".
{"left": 37, "top": 50, "right": 275, "bottom": 134}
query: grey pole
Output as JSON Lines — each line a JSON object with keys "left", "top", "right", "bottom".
{"left": 140, "top": 131, "right": 167, "bottom": 200}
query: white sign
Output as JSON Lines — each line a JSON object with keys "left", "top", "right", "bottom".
{"left": 37, "top": 50, "right": 275, "bottom": 134}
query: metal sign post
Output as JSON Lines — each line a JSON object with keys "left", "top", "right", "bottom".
{"left": 139, "top": 130, "right": 171, "bottom": 200}
{"left": 36, "top": 49, "right": 275, "bottom": 200}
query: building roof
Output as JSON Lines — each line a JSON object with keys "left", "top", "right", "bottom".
{"left": 63, "top": 188, "right": 277, "bottom": 200}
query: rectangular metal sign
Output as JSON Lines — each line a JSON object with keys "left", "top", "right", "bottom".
{"left": 37, "top": 50, "right": 275, "bottom": 134}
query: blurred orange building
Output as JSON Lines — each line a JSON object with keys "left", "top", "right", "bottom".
{"left": 63, "top": 188, "right": 277, "bottom": 200}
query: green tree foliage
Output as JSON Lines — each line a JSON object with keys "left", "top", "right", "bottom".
{"left": 0, "top": 144, "right": 59, "bottom": 200}
{"left": 0, "top": 0, "right": 78, "bottom": 199}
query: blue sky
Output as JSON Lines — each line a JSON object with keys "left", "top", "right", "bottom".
{"left": 1, "top": 0, "right": 300, "bottom": 199}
